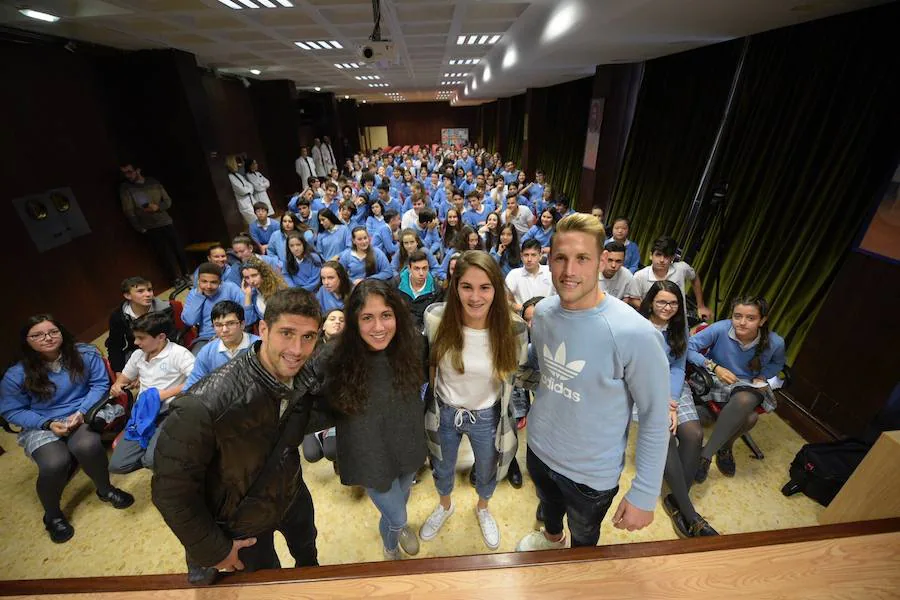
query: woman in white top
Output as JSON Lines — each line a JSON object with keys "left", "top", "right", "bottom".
{"left": 420, "top": 250, "right": 528, "bottom": 550}
{"left": 226, "top": 155, "right": 255, "bottom": 225}
{"left": 245, "top": 158, "right": 274, "bottom": 215}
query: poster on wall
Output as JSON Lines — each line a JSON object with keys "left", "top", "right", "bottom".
{"left": 582, "top": 98, "right": 605, "bottom": 170}
{"left": 441, "top": 128, "right": 469, "bottom": 148}
{"left": 12, "top": 187, "right": 91, "bottom": 253}
{"left": 857, "top": 161, "right": 900, "bottom": 262}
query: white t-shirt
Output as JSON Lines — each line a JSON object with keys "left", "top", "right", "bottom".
{"left": 122, "top": 341, "right": 195, "bottom": 397}
{"left": 627, "top": 261, "right": 696, "bottom": 303}
{"left": 435, "top": 327, "right": 502, "bottom": 411}
{"left": 505, "top": 265, "right": 555, "bottom": 306}
{"left": 401, "top": 208, "right": 419, "bottom": 232}
{"left": 600, "top": 267, "right": 636, "bottom": 300}
{"left": 501, "top": 205, "right": 534, "bottom": 237}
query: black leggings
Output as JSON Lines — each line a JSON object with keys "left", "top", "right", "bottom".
{"left": 664, "top": 421, "right": 704, "bottom": 521}
{"left": 31, "top": 426, "right": 112, "bottom": 519}
{"left": 701, "top": 391, "right": 762, "bottom": 459}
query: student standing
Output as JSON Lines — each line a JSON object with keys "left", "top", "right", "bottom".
{"left": 605, "top": 217, "right": 641, "bottom": 274}
{"left": 504, "top": 239, "right": 555, "bottom": 313}
{"left": 638, "top": 282, "right": 717, "bottom": 538}
{"left": 420, "top": 251, "right": 528, "bottom": 550}
{"left": 226, "top": 155, "right": 256, "bottom": 225}
{"left": 245, "top": 158, "right": 274, "bottom": 215}
{"left": 628, "top": 236, "right": 712, "bottom": 322}
{"left": 324, "top": 281, "right": 427, "bottom": 560}
{"left": 1, "top": 316, "right": 134, "bottom": 543}
{"left": 516, "top": 214, "right": 670, "bottom": 551}
{"left": 599, "top": 241, "right": 638, "bottom": 302}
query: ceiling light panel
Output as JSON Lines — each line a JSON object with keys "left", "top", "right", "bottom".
{"left": 456, "top": 34, "right": 501, "bottom": 46}
{"left": 449, "top": 59, "right": 479, "bottom": 66}
{"left": 295, "top": 40, "right": 344, "bottom": 50}
{"left": 219, "top": 0, "right": 294, "bottom": 7}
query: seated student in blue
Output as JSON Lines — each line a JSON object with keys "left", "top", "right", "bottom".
{"left": 376, "top": 183, "right": 403, "bottom": 216}
{"left": 479, "top": 211, "right": 502, "bottom": 250}
{"left": 283, "top": 230, "right": 323, "bottom": 291}
{"left": 520, "top": 170, "right": 545, "bottom": 215}
{"left": 239, "top": 257, "right": 288, "bottom": 325}
{"left": 0, "top": 315, "right": 133, "bottom": 543}
{"left": 499, "top": 161, "right": 519, "bottom": 184}
{"left": 293, "top": 195, "right": 320, "bottom": 235}
{"left": 439, "top": 225, "right": 482, "bottom": 276}
{"left": 638, "top": 282, "right": 717, "bottom": 538}
{"left": 232, "top": 234, "right": 282, "bottom": 274}
{"left": 319, "top": 181, "right": 341, "bottom": 214}
{"left": 689, "top": 295, "right": 786, "bottom": 482}
{"left": 266, "top": 212, "right": 308, "bottom": 267}
{"left": 392, "top": 228, "right": 443, "bottom": 279}
{"left": 184, "top": 301, "right": 259, "bottom": 390}
{"left": 360, "top": 173, "right": 379, "bottom": 203}
{"left": 489, "top": 223, "right": 523, "bottom": 278}
{"left": 336, "top": 199, "right": 357, "bottom": 227}
{"left": 338, "top": 227, "right": 394, "bottom": 285}
{"left": 182, "top": 262, "right": 247, "bottom": 355}
{"left": 248, "top": 202, "right": 279, "bottom": 255}
{"left": 453, "top": 166, "right": 466, "bottom": 188}
{"left": 441, "top": 208, "right": 464, "bottom": 256}
{"left": 461, "top": 192, "right": 493, "bottom": 229}
{"left": 366, "top": 200, "right": 397, "bottom": 258}
{"left": 413, "top": 208, "right": 442, "bottom": 257}
{"left": 460, "top": 171, "right": 477, "bottom": 196}
{"left": 605, "top": 217, "right": 641, "bottom": 274}
{"left": 424, "top": 172, "right": 441, "bottom": 198}
{"left": 473, "top": 155, "right": 485, "bottom": 177}
{"left": 192, "top": 243, "right": 241, "bottom": 287}
{"left": 316, "top": 208, "right": 352, "bottom": 261}
{"left": 522, "top": 209, "right": 556, "bottom": 258}
{"left": 316, "top": 260, "right": 353, "bottom": 312}
{"left": 349, "top": 195, "right": 370, "bottom": 226}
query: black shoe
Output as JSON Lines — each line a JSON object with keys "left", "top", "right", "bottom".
{"left": 716, "top": 447, "right": 736, "bottom": 477}
{"left": 43, "top": 515, "right": 74, "bottom": 544}
{"left": 97, "top": 487, "right": 135, "bottom": 509}
{"left": 694, "top": 457, "right": 712, "bottom": 484}
{"left": 469, "top": 469, "right": 476, "bottom": 487}
{"left": 508, "top": 458, "right": 523, "bottom": 489}
{"left": 187, "top": 564, "right": 219, "bottom": 586}
{"left": 535, "top": 504, "right": 545, "bottom": 523}
{"left": 687, "top": 515, "right": 719, "bottom": 537}
{"left": 662, "top": 494, "right": 680, "bottom": 518}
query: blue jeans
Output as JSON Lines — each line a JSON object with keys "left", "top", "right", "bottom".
{"left": 432, "top": 401, "right": 499, "bottom": 500}
{"left": 526, "top": 446, "right": 619, "bottom": 547}
{"left": 366, "top": 472, "right": 416, "bottom": 551}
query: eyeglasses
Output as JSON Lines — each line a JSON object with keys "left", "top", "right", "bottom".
{"left": 653, "top": 300, "right": 679, "bottom": 310}
{"left": 27, "top": 329, "right": 61, "bottom": 341}
{"left": 213, "top": 320, "right": 243, "bottom": 330}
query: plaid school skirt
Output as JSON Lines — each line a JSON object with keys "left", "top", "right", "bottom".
{"left": 704, "top": 376, "right": 778, "bottom": 414}
{"left": 675, "top": 382, "right": 700, "bottom": 425}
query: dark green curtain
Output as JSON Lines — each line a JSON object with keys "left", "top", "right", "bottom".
{"left": 503, "top": 94, "right": 526, "bottom": 166}
{"left": 609, "top": 41, "right": 740, "bottom": 251}
{"left": 610, "top": 2, "right": 900, "bottom": 362}
{"left": 690, "top": 4, "right": 900, "bottom": 361}
{"left": 534, "top": 76, "right": 593, "bottom": 203}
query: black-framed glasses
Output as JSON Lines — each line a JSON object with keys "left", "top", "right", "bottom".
{"left": 653, "top": 300, "right": 679, "bottom": 310}
{"left": 27, "top": 329, "right": 61, "bottom": 341}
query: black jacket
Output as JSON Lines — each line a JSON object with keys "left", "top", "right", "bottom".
{"left": 106, "top": 300, "right": 173, "bottom": 372}
{"left": 151, "top": 341, "right": 332, "bottom": 567}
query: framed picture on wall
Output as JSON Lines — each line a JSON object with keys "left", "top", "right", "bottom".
{"left": 857, "top": 161, "right": 900, "bottom": 263}
{"left": 582, "top": 98, "right": 605, "bottom": 170}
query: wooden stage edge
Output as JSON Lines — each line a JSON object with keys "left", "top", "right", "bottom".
{"left": 1, "top": 518, "right": 898, "bottom": 597}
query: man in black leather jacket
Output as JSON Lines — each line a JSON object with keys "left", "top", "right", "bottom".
{"left": 151, "top": 288, "right": 332, "bottom": 583}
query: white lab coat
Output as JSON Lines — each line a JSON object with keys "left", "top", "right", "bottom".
{"left": 311, "top": 145, "right": 326, "bottom": 177}
{"left": 321, "top": 143, "right": 337, "bottom": 174}
{"left": 229, "top": 172, "right": 256, "bottom": 224}
{"left": 295, "top": 155, "right": 316, "bottom": 190}
{"left": 246, "top": 171, "right": 274, "bottom": 215}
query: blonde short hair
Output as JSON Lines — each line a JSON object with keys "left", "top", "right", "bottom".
{"left": 552, "top": 213, "right": 607, "bottom": 254}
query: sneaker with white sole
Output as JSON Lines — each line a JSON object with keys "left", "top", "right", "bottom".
{"left": 515, "top": 528, "right": 567, "bottom": 552}
{"left": 383, "top": 546, "right": 402, "bottom": 561}
{"left": 475, "top": 507, "right": 500, "bottom": 550}
{"left": 398, "top": 526, "right": 420, "bottom": 555}
{"left": 419, "top": 503, "right": 454, "bottom": 541}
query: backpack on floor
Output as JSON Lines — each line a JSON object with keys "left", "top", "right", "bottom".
{"left": 781, "top": 440, "right": 870, "bottom": 506}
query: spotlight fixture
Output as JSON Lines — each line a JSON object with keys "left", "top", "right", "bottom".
{"left": 18, "top": 8, "right": 60, "bottom": 22}
{"left": 314, "top": 86, "right": 321, "bottom": 91}
{"left": 249, "top": 69, "right": 261, "bottom": 75}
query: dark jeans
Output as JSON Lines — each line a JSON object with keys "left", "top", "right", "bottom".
{"left": 145, "top": 224, "right": 189, "bottom": 280}
{"left": 526, "top": 446, "right": 618, "bottom": 547}
{"left": 235, "top": 480, "right": 319, "bottom": 571}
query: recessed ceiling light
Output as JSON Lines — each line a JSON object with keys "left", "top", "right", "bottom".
{"left": 344, "top": 95, "right": 350, "bottom": 99}
{"left": 314, "top": 86, "right": 321, "bottom": 91}
{"left": 502, "top": 46, "right": 517, "bottom": 69}
{"left": 482, "top": 64, "right": 491, "bottom": 82}
{"left": 250, "top": 69, "right": 261, "bottom": 75}
{"left": 457, "top": 35, "right": 499, "bottom": 46}
{"left": 297, "top": 40, "right": 342, "bottom": 50}
{"left": 18, "top": 8, "right": 60, "bottom": 22}
{"left": 542, "top": 2, "right": 581, "bottom": 44}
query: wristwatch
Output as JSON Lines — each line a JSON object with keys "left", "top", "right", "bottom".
{"left": 705, "top": 358, "right": 718, "bottom": 374}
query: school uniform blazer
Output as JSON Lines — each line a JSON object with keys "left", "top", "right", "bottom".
{"left": 422, "top": 303, "right": 528, "bottom": 481}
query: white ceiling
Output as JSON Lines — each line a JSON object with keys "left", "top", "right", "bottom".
{"left": 0, "top": 0, "right": 889, "bottom": 104}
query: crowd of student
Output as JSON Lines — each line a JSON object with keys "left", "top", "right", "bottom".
{"left": 1, "top": 144, "right": 786, "bottom": 585}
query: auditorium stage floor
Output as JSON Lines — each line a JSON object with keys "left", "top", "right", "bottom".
{"left": 0, "top": 410, "right": 822, "bottom": 581}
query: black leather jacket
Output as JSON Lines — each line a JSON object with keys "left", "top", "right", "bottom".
{"left": 151, "top": 341, "right": 330, "bottom": 567}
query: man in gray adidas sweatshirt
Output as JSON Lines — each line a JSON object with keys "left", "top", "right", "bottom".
{"left": 516, "top": 214, "right": 670, "bottom": 551}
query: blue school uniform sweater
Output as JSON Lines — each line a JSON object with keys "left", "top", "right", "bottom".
{"left": 316, "top": 287, "right": 344, "bottom": 313}
{"left": 249, "top": 218, "right": 279, "bottom": 247}
{"left": 184, "top": 333, "right": 259, "bottom": 390}
{"left": 0, "top": 344, "right": 109, "bottom": 430}
{"left": 605, "top": 237, "right": 641, "bottom": 273}
{"left": 338, "top": 248, "right": 394, "bottom": 281}
{"left": 182, "top": 281, "right": 247, "bottom": 340}
{"left": 687, "top": 320, "right": 786, "bottom": 381}
{"left": 662, "top": 328, "right": 688, "bottom": 400}
{"left": 366, "top": 217, "right": 397, "bottom": 257}
{"left": 316, "top": 225, "right": 351, "bottom": 260}
{"left": 489, "top": 248, "right": 523, "bottom": 278}
{"left": 284, "top": 255, "right": 323, "bottom": 291}
{"left": 522, "top": 224, "right": 553, "bottom": 248}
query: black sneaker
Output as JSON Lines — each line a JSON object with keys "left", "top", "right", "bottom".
{"left": 694, "top": 457, "right": 712, "bottom": 484}
{"left": 43, "top": 515, "right": 74, "bottom": 544}
{"left": 187, "top": 564, "right": 218, "bottom": 586}
{"left": 716, "top": 448, "right": 736, "bottom": 477}
{"left": 97, "top": 487, "right": 135, "bottom": 509}
{"left": 662, "top": 494, "right": 680, "bottom": 518}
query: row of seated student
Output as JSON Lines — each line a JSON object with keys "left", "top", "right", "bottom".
{"left": 1, "top": 237, "right": 783, "bottom": 553}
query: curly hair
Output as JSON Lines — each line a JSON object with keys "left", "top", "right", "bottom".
{"left": 327, "top": 280, "right": 423, "bottom": 415}
{"left": 19, "top": 315, "right": 86, "bottom": 400}
{"left": 241, "top": 256, "right": 287, "bottom": 299}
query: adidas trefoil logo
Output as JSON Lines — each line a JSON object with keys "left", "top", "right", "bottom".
{"left": 542, "top": 343, "right": 585, "bottom": 401}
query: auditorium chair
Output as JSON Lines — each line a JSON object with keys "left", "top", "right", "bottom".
{"left": 687, "top": 324, "right": 793, "bottom": 461}
{"left": 168, "top": 281, "right": 197, "bottom": 350}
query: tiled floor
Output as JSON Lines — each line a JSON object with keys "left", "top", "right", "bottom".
{"left": 0, "top": 412, "right": 822, "bottom": 581}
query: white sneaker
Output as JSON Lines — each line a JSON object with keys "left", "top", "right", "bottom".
{"left": 383, "top": 546, "right": 402, "bottom": 561}
{"left": 475, "top": 507, "right": 500, "bottom": 550}
{"left": 419, "top": 503, "right": 454, "bottom": 541}
{"left": 398, "top": 526, "right": 420, "bottom": 555}
{"left": 516, "top": 528, "right": 567, "bottom": 552}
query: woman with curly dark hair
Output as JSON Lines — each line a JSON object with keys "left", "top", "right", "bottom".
{"left": 0, "top": 315, "right": 133, "bottom": 543}
{"left": 325, "top": 280, "right": 426, "bottom": 560}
